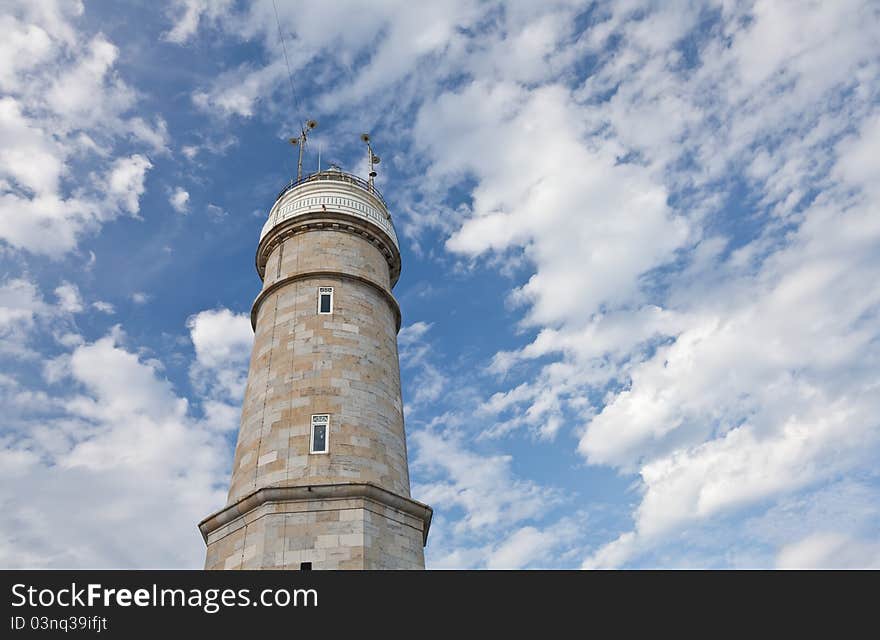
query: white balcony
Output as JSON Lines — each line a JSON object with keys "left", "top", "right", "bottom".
{"left": 261, "top": 169, "right": 399, "bottom": 251}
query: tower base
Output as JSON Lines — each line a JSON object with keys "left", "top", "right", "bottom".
{"left": 200, "top": 483, "right": 432, "bottom": 570}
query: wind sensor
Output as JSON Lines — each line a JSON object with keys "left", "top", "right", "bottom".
{"left": 290, "top": 119, "right": 318, "bottom": 180}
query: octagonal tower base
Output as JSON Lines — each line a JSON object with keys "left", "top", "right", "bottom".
{"left": 201, "top": 483, "right": 431, "bottom": 570}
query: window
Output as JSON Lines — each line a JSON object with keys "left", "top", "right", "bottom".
{"left": 318, "top": 287, "right": 333, "bottom": 314}
{"left": 310, "top": 414, "right": 329, "bottom": 454}
{"left": 300, "top": 562, "right": 312, "bottom": 571}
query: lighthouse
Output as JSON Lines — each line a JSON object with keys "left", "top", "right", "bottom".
{"left": 199, "top": 135, "right": 431, "bottom": 570}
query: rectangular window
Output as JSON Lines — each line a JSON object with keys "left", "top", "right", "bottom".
{"left": 310, "top": 414, "right": 329, "bottom": 454}
{"left": 318, "top": 287, "right": 333, "bottom": 314}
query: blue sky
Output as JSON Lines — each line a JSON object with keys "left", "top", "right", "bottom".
{"left": 1, "top": 0, "right": 879, "bottom": 568}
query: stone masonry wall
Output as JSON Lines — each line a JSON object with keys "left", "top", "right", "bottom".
{"left": 227, "top": 228, "right": 410, "bottom": 504}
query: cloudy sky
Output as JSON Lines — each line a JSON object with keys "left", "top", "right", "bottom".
{"left": 1, "top": 0, "right": 879, "bottom": 569}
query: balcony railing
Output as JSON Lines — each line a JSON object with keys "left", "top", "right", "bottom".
{"left": 275, "top": 169, "right": 388, "bottom": 210}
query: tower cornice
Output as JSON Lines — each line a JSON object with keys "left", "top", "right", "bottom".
{"left": 198, "top": 482, "right": 433, "bottom": 545}
{"left": 256, "top": 212, "right": 402, "bottom": 287}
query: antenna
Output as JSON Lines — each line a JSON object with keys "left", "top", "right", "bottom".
{"left": 272, "top": 0, "right": 306, "bottom": 181}
{"left": 360, "top": 133, "right": 381, "bottom": 192}
{"left": 290, "top": 119, "right": 318, "bottom": 180}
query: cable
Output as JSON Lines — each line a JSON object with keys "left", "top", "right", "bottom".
{"left": 272, "top": 0, "right": 302, "bottom": 122}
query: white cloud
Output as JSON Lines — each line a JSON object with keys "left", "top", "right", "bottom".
{"left": 834, "top": 112, "right": 880, "bottom": 198}
{"left": 580, "top": 96, "right": 880, "bottom": 566}
{"left": 412, "top": 428, "right": 581, "bottom": 569}
{"left": 0, "top": 96, "right": 65, "bottom": 196}
{"left": 0, "top": 3, "right": 156, "bottom": 255}
{"left": 0, "top": 14, "right": 54, "bottom": 92}
{"left": 0, "top": 281, "right": 256, "bottom": 568}
{"left": 0, "top": 277, "right": 48, "bottom": 328}
{"left": 45, "top": 34, "right": 132, "bottom": 126}
{"left": 0, "top": 277, "right": 49, "bottom": 357}
{"left": 425, "top": 81, "right": 690, "bottom": 329}
{"left": 187, "top": 308, "right": 252, "bottom": 370}
{"left": 178, "top": 136, "right": 237, "bottom": 162}
{"left": 409, "top": 77, "right": 690, "bottom": 442}
{"left": 776, "top": 533, "right": 880, "bottom": 569}
{"left": 429, "top": 519, "right": 583, "bottom": 570}
{"left": 182, "top": 1, "right": 490, "bottom": 118}
{"left": 54, "top": 281, "right": 83, "bottom": 313}
{"left": 397, "top": 321, "right": 449, "bottom": 412}
{"left": 92, "top": 301, "right": 115, "bottom": 314}
{"left": 0, "top": 276, "right": 93, "bottom": 358}
{"left": 206, "top": 203, "right": 225, "bottom": 218}
{"left": 129, "top": 116, "right": 170, "bottom": 155}
{"left": 0, "top": 192, "right": 93, "bottom": 255}
{"left": 169, "top": 186, "right": 190, "bottom": 213}
{"left": 163, "top": 0, "right": 233, "bottom": 44}
{"left": 192, "top": 60, "right": 288, "bottom": 118}
{"left": 105, "top": 154, "right": 152, "bottom": 216}
{"left": 398, "top": 320, "right": 433, "bottom": 347}
{"left": 0, "top": 329, "right": 230, "bottom": 568}
{"left": 131, "top": 292, "right": 149, "bottom": 305}
{"left": 398, "top": 321, "right": 433, "bottom": 370}
{"left": 408, "top": 363, "right": 447, "bottom": 407}
{"left": 485, "top": 520, "right": 581, "bottom": 569}
{"left": 412, "top": 429, "right": 563, "bottom": 537}
{"left": 186, "top": 308, "right": 253, "bottom": 421}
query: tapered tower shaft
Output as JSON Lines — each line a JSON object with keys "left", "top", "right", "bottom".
{"left": 200, "top": 168, "right": 431, "bottom": 570}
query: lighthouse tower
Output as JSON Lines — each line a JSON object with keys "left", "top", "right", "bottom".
{"left": 199, "top": 142, "right": 431, "bottom": 569}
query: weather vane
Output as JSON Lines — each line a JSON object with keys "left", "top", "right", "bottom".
{"left": 360, "top": 133, "right": 381, "bottom": 192}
